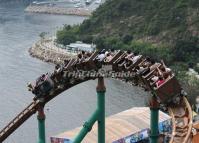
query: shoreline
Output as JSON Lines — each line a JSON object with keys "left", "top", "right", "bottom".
{"left": 29, "top": 38, "right": 76, "bottom": 64}
{"left": 25, "top": 5, "right": 92, "bottom": 16}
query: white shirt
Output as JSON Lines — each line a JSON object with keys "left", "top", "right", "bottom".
{"left": 132, "top": 55, "right": 141, "bottom": 64}
{"left": 97, "top": 54, "right": 105, "bottom": 61}
{"left": 151, "top": 76, "right": 159, "bottom": 82}
{"left": 105, "top": 51, "right": 109, "bottom": 56}
{"left": 166, "top": 67, "right": 171, "bottom": 72}
{"left": 126, "top": 53, "right": 134, "bottom": 59}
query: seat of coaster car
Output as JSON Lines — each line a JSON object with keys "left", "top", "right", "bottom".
{"left": 153, "top": 75, "right": 181, "bottom": 103}
{"left": 75, "top": 51, "right": 100, "bottom": 71}
{"left": 125, "top": 55, "right": 144, "bottom": 71}
{"left": 103, "top": 50, "right": 123, "bottom": 65}
{"left": 64, "top": 58, "right": 76, "bottom": 71}
{"left": 139, "top": 64, "right": 162, "bottom": 90}
{"left": 142, "top": 63, "right": 162, "bottom": 79}
{"left": 112, "top": 53, "right": 127, "bottom": 71}
{"left": 113, "top": 52, "right": 127, "bottom": 64}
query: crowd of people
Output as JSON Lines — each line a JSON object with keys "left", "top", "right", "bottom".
{"left": 27, "top": 49, "right": 177, "bottom": 102}
{"left": 109, "top": 50, "right": 173, "bottom": 90}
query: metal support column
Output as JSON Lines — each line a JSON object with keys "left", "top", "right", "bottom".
{"left": 37, "top": 106, "right": 46, "bottom": 143}
{"left": 149, "top": 95, "right": 159, "bottom": 143}
{"left": 96, "top": 77, "right": 106, "bottom": 143}
{"left": 73, "top": 109, "right": 99, "bottom": 143}
{"left": 73, "top": 77, "right": 106, "bottom": 143}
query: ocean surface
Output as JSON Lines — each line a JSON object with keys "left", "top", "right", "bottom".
{"left": 0, "top": 2, "right": 148, "bottom": 143}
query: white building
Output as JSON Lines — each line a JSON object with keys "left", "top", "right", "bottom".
{"left": 67, "top": 41, "right": 96, "bottom": 52}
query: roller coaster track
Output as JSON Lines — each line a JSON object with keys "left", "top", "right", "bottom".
{"left": 0, "top": 78, "right": 91, "bottom": 143}
{"left": 0, "top": 50, "right": 193, "bottom": 142}
{"left": 0, "top": 101, "right": 39, "bottom": 142}
{"left": 168, "top": 96, "right": 193, "bottom": 143}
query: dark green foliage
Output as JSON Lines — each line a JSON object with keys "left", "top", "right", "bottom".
{"left": 55, "top": 0, "right": 199, "bottom": 98}
{"left": 172, "top": 38, "right": 199, "bottom": 63}
{"left": 170, "top": 63, "right": 189, "bottom": 77}
{"left": 39, "top": 32, "right": 47, "bottom": 39}
{"left": 56, "top": 0, "right": 199, "bottom": 67}
{"left": 122, "top": 35, "right": 133, "bottom": 44}
{"left": 79, "top": 35, "right": 93, "bottom": 44}
{"left": 129, "top": 41, "right": 174, "bottom": 64}
{"left": 194, "top": 65, "right": 199, "bottom": 73}
{"left": 56, "top": 25, "right": 78, "bottom": 45}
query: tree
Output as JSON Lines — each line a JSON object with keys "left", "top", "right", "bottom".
{"left": 122, "top": 34, "right": 133, "bottom": 44}
{"left": 39, "top": 32, "right": 47, "bottom": 40}
{"left": 173, "top": 39, "right": 199, "bottom": 62}
{"left": 56, "top": 31, "right": 76, "bottom": 45}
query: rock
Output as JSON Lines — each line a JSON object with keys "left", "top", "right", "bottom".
{"left": 28, "top": 39, "right": 76, "bottom": 64}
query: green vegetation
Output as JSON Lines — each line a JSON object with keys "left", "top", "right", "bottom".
{"left": 39, "top": 32, "right": 47, "bottom": 40}
{"left": 174, "top": 67, "right": 199, "bottom": 104}
{"left": 194, "top": 65, "right": 199, "bottom": 73}
{"left": 57, "top": 0, "right": 199, "bottom": 65}
{"left": 56, "top": 0, "right": 199, "bottom": 98}
{"left": 56, "top": 25, "right": 79, "bottom": 45}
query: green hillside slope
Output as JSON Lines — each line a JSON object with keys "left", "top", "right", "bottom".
{"left": 56, "top": 0, "right": 199, "bottom": 67}
{"left": 55, "top": 0, "right": 199, "bottom": 103}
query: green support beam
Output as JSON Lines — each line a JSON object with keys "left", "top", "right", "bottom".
{"left": 73, "top": 77, "right": 106, "bottom": 143}
{"left": 73, "top": 109, "right": 99, "bottom": 143}
{"left": 97, "top": 77, "right": 106, "bottom": 143}
{"left": 37, "top": 107, "right": 46, "bottom": 143}
{"left": 149, "top": 96, "right": 159, "bottom": 143}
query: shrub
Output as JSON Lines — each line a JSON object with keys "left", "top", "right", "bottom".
{"left": 122, "top": 34, "right": 133, "bottom": 44}
{"left": 56, "top": 31, "right": 76, "bottom": 45}
{"left": 56, "top": 25, "right": 79, "bottom": 45}
{"left": 130, "top": 41, "right": 173, "bottom": 64}
{"left": 194, "top": 65, "right": 199, "bottom": 73}
{"left": 172, "top": 39, "right": 199, "bottom": 63}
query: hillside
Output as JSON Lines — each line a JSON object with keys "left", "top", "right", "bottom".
{"left": 80, "top": 0, "right": 199, "bottom": 44}
{"left": 56, "top": 0, "right": 199, "bottom": 67}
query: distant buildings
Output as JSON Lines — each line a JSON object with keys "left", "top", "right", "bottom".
{"left": 67, "top": 41, "right": 96, "bottom": 52}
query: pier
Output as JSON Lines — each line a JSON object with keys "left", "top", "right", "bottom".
{"left": 25, "top": 5, "right": 92, "bottom": 16}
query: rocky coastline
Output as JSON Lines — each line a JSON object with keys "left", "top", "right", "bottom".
{"left": 25, "top": 5, "right": 92, "bottom": 16}
{"left": 29, "top": 39, "right": 76, "bottom": 64}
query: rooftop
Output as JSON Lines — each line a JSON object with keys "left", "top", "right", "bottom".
{"left": 51, "top": 107, "right": 171, "bottom": 143}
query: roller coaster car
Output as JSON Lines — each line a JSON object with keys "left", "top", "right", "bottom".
{"left": 103, "top": 50, "right": 123, "bottom": 64}
{"left": 139, "top": 65, "right": 161, "bottom": 90}
{"left": 93, "top": 51, "right": 112, "bottom": 69}
{"left": 125, "top": 56, "right": 144, "bottom": 71}
{"left": 32, "top": 75, "right": 54, "bottom": 99}
{"left": 142, "top": 63, "right": 162, "bottom": 79}
{"left": 113, "top": 53, "right": 127, "bottom": 64}
{"left": 153, "top": 75, "right": 181, "bottom": 103}
{"left": 112, "top": 53, "right": 127, "bottom": 71}
{"left": 78, "top": 51, "right": 100, "bottom": 70}
{"left": 64, "top": 58, "right": 76, "bottom": 71}
{"left": 69, "top": 58, "right": 82, "bottom": 71}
